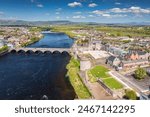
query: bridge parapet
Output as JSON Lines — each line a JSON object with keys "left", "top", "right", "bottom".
{"left": 9, "top": 47, "right": 71, "bottom": 53}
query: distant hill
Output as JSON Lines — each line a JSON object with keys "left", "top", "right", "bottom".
{"left": 0, "top": 19, "right": 149, "bottom": 26}
{"left": 0, "top": 20, "right": 77, "bottom": 26}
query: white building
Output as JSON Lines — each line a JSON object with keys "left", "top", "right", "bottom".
{"left": 7, "top": 43, "right": 14, "bottom": 49}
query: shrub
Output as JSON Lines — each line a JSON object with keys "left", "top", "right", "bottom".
{"left": 124, "top": 89, "right": 137, "bottom": 100}
{"left": 134, "top": 67, "right": 147, "bottom": 80}
{"left": 0, "top": 45, "right": 8, "bottom": 53}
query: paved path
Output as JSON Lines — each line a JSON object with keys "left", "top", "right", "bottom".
{"left": 110, "top": 71, "right": 143, "bottom": 93}
{"left": 79, "top": 71, "right": 114, "bottom": 100}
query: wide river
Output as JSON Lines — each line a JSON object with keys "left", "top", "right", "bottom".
{"left": 0, "top": 32, "right": 76, "bottom": 100}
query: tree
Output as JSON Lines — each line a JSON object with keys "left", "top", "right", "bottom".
{"left": 134, "top": 67, "right": 147, "bottom": 80}
{"left": 124, "top": 89, "right": 137, "bottom": 100}
{"left": 116, "top": 32, "right": 121, "bottom": 36}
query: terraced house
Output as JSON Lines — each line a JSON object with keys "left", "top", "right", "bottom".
{"left": 106, "top": 50, "right": 150, "bottom": 70}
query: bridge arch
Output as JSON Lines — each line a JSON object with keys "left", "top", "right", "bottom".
{"left": 44, "top": 51, "right": 52, "bottom": 54}
{"left": 26, "top": 50, "right": 34, "bottom": 54}
{"left": 18, "top": 50, "right": 26, "bottom": 53}
{"left": 52, "top": 51, "right": 61, "bottom": 54}
{"left": 62, "top": 51, "right": 70, "bottom": 55}
{"left": 10, "top": 49, "right": 17, "bottom": 53}
{"left": 35, "top": 50, "right": 43, "bottom": 54}
{"left": 9, "top": 48, "right": 70, "bottom": 55}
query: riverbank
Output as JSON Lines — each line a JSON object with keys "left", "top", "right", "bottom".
{"left": 21, "top": 36, "right": 43, "bottom": 47}
{"left": 0, "top": 32, "right": 76, "bottom": 100}
{"left": 66, "top": 57, "right": 91, "bottom": 99}
{"left": 50, "top": 27, "right": 77, "bottom": 40}
{"left": 0, "top": 46, "right": 8, "bottom": 56}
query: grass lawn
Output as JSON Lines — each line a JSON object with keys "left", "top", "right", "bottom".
{"left": 90, "top": 66, "right": 110, "bottom": 78}
{"left": 87, "top": 71, "right": 97, "bottom": 83}
{"left": 67, "top": 57, "right": 91, "bottom": 99}
{"left": 103, "top": 78, "right": 123, "bottom": 90}
{"left": 88, "top": 65, "right": 123, "bottom": 90}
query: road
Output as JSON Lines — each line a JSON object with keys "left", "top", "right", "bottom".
{"left": 110, "top": 71, "right": 144, "bottom": 93}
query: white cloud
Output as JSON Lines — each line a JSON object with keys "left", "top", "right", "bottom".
{"left": 129, "top": 6, "right": 150, "bottom": 14}
{"left": 115, "top": 2, "right": 121, "bottom": 5}
{"left": 92, "top": 10, "right": 105, "bottom": 15}
{"left": 37, "top": 4, "right": 43, "bottom": 8}
{"left": 72, "top": 15, "right": 86, "bottom": 19}
{"left": 92, "top": 6, "right": 150, "bottom": 18}
{"left": 112, "top": 14, "right": 127, "bottom": 17}
{"left": 56, "top": 8, "right": 62, "bottom": 11}
{"left": 102, "top": 14, "right": 111, "bottom": 17}
{"left": 110, "top": 7, "right": 150, "bottom": 14}
{"left": 56, "top": 12, "right": 60, "bottom": 15}
{"left": 66, "top": 16, "right": 70, "bottom": 19}
{"left": 92, "top": 10, "right": 127, "bottom": 18}
{"left": 0, "top": 11, "right": 4, "bottom": 15}
{"left": 88, "top": 15, "right": 95, "bottom": 17}
{"left": 68, "top": 2, "right": 82, "bottom": 7}
{"left": 88, "top": 3, "right": 98, "bottom": 7}
{"left": 110, "top": 8, "right": 127, "bottom": 13}
{"left": 31, "top": 0, "right": 44, "bottom": 8}
{"left": 102, "top": 13, "right": 127, "bottom": 18}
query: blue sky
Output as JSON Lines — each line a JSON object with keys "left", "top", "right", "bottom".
{"left": 0, "top": 0, "right": 150, "bottom": 23}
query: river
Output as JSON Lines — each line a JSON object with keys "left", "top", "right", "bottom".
{"left": 0, "top": 32, "right": 76, "bottom": 100}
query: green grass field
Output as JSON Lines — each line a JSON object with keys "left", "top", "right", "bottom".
{"left": 103, "top": 78, "right": 123, "bottom": 89}
{"left": 88, "top": 65, "right": 123, "bottom": 89}
{"left": 67, "top": 57, "right": 91, "bottom": 99}
{"left": 89, "top": 66, "right": 110, "bottom": 78}
{"left": 95, "top": 26, "right": 150, "bottom": 37}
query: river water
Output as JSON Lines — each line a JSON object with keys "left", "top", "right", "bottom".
{"left": 0, "top": 32, "right": 76, "bottom": 100}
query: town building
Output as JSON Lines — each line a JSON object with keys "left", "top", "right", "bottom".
{"left": 106, "top": 56, "right": 121, "bottom": 67}
{"left": 0, "top": 39, "right": 5, "bottom": 48}
{"left": 120, "top": 59, "right": 149, "bottom": 69}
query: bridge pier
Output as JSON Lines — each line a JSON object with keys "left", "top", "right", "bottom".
{"left": 9, "top": 48, "right": 71, "bottom": 54}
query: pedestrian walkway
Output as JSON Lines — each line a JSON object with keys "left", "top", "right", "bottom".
{"left": 79, "top": 71, "right": 114, "bottom": 100}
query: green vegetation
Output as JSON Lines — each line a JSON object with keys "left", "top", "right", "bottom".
{"left": 21, "top": 37, "right": 41, "bottom": 47}
{"left": 88, "top": 66, "right": 110, "bottom": 82}
{"left": 89, "top": 66, "right": 110, "bottom": 78}
{"left": 0, "top": 30, "right": 5, "bottom": 35}
{"left": 95, "top": 26, "right": 150, "bottom": 37}
{"left": 0, "top": 45, "right": 8, "bottom": 53}
{"left": 87, "top": 71, "right": 97, "bottom": 82}
{"left": 103, "top": 78, "right": 123, "bottom": 89}
{"left": 66, "top": 57, "right": 91, "bottom": 99}
{"left": 122, "top": 40, "right": 131, "bottom": 44}
{"left": 51, "top": 25, "right": 91, "bottom": 39}
{"left": 51, "top": 26, "right": 78, "bottom": 38}
{"left": 29, "top": 27, "right": 51, "bottom": 32}
{"left": 88, "top": 66, "right": 123, "bottom": 89}
{"left": 124, "top": 89, "right": 137, "bottom": 100}
{"left": 76, "top": 39, "right": 89, "bottom": 45}
{"left": 134, "top": 67, "right": 147, "bottom": 80}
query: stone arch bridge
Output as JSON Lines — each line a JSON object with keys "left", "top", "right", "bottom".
{"left": 9, "top": 48, "right": 71, "bottom": 54}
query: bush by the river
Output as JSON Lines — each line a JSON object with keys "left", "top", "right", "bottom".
{"left": 0, "top": 46, "right": 8, "bottom": 53}
{"left": 66, "top": 57, "right": 91, "bottom": 99}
